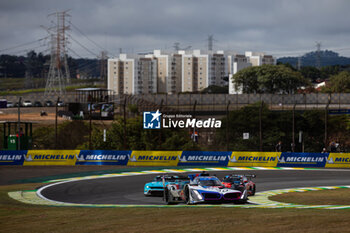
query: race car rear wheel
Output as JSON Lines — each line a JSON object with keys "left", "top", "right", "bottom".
{"left": 251, "top": 185, "right": 256, "bottom": 196}
{"left": 165, "top": 189, "right": 176, "bottom": 205}
{"left": 184, "top": 186, "right": 191, "bottom": 205}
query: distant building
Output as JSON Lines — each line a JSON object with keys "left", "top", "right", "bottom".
{"left": 108, "top": 54, "right": 135, "bottom": 95}
{"left": 210, "top": 51, "right": 227, "bottom": 87}
{"left": 145, "top": 50, "right": 169, "bottom": 93}
{"left": 228, "top": 52, "right": 276, "bottom": 94}
{"left": 107, "top": 50, "right": 276, "bottom": 95}
{"left": 136, "top": 57, "right": 157, "bottom": 94}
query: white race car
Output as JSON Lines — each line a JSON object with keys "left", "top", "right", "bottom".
{"left": 165, "top": 172, "right": 242, "bottom": 205}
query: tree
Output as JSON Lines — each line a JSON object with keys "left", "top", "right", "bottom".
{"left": 201, "top": 85, "right": 228, "bottom": 94}
{"left": 300, "top": 66, "right": 322, "bottom": 82}
{"left": 232, "top": 64, "right": 310, "bottom": 94}
{"left": 328, "top": 71, "right": 350, "bottom": 92}
{"left": 33, "top": 121, "right": 90, "bottom": 149}
{"left": 215, "top": 103, "right": 350, "bottom": 152}
{"left": 78, "top": 117, "right": 200, "bottom": 150}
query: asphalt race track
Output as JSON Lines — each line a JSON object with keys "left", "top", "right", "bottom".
{"left": 40, "top": 169, "right": 350, "bottom": 205}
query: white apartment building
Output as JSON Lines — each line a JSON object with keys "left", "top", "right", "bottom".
{"left": 107, "top": 50, "right": 275, "bottom": 95}
{"left": 136, "top": 57, "right": 157, "bottom": 94}
{"left": 181, "top": 50, "right": 209, "bottom": 92}
{"left": 209, "top": 51, "right": 227, "bottom": 87}
{"left": 228, "top": 52, "right": 276, "bottom": 94}
{"left": 228, "top": 54, "right": 252, "bottom": 94}
{"left": 245, "top": 51, "right": 276, "bottom": 66}
{"left": 108, "top": 54, "right": 136, "bottom": 95}
{"left": 145, "top": 50, "right": 170, "bottom": 93}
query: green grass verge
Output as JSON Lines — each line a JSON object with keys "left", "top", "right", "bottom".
{"left": 270, "top": 188, "right": 350, "bottom": 205}
{"left": 2, "top": 183, "right": 350, "bottom": 233}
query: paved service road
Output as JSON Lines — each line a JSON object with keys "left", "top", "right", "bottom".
{"left": 40, "top": 169, "right": 350, "bottom": 205}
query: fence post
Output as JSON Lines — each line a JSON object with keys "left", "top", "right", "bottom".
{"left": 226, "top": 101, "right": 231, "bottom": 151}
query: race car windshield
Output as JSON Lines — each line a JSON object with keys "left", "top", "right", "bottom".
{"left": 223, "top": 177, "right": 241, "bottom": 183}
{"left": 198, "top": 179, "right": 222, "bottom": 186}
{"left": 154, "top": 177, "right": 175, "bottom": 182}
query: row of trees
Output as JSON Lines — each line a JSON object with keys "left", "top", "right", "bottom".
{"left": 0, "top": 51, "right": 100, "bottom": 80}
{"left": 215, "top": 103, "right": 350, "bottom": 152}
{"left": 8, "top": 103, "right": 347, "bottom": 153}
{"left": 30, "top": 118, "right": 200, "bottom": 151}
{"left": 232, "top": 64, "right": 350, "bottom": 94}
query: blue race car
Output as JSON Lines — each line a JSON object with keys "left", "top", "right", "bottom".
{"left": 144, "top": 175, "right": 189, "bottom": 196}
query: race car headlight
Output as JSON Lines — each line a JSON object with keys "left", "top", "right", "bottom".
{"left": 146, "top": 186, "right": 149, "bottom": 189}
{"left": 192, "top": 190, "right": 203, "bottom": 201}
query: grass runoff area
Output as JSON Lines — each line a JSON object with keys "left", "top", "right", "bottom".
{"left": 1, "top": 168, "right": 350, "bottom": 233}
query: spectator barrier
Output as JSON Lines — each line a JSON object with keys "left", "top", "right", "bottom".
{"left": 0, "top": 150, "right": 349, "bottom": 168}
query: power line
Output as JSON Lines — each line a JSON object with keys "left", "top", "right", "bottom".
{"left": 68, "top": 34, "right": 99, "bottom": 57}
{"left": 69, "top": 22, "right": 107, "bottom": 51}
{"left": 0, "top": 37, "right": 48, "bottom": 53}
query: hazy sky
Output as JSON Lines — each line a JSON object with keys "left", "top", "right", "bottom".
{"left": 1, "top": 0, "right": 350, "bottom": 58}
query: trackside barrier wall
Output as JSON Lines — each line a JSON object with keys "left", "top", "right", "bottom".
{"left": 1, "top": 150, "right": 350, "bottom": 168}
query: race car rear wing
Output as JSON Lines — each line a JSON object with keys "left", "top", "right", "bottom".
{"left": 228, "top": 174, "right": 256, "bottom": 179}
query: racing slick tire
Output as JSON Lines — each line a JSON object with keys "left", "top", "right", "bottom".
{"left": 184, "top": 186, "right": 192, "bottom": 205}
{"left": 234, "top": 199, "right": 248, "bottom": 204}
{"left": 251, "top": 185, "right": 256, "bottom": 196}
{"left": 164, "top": 188, "right": 176, "bottom": 205}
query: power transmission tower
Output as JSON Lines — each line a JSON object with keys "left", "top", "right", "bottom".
{"left": 315, "top": 42, "right": 322, "bottom": 69}
{"left": 208, "top": 35, "right": 214, "bottom": 51}
{"left": 173, "top": 42, "right": 191, "bottom": 51}
{"left": 99, "top": 51, "right": 108, "bottom": 84}
{"left": 297, "top": 56, "right": 302, "bottom": 70}
{"left": 45, "top": 10, "right": 71, "bottom": 97}
{"left": 173, "top": 42, "right": 180, "bottom": 51}
{"left": 25, "top": 53, "right": 34, "bottom": 89}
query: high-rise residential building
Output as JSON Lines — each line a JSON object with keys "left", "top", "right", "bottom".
{"left": 146, "top": 50, "right": 169, "bottom": 93}
{"left": 229, "top": 52, "right": 276, "bottom": 94}
{"left": 108, "top": 54, "right": 135, "bottom": 95}
{"left": 169, "top": 53, "right": 182, "bottom": 94}
{"left": 181, "top": 50, "right": 209, "bottom": 92}
{"left": 245, "top": 51, "right": 276, "bottom": 66}
{"left": 107, "top": 50, "right": 275, "bottom": 95}
{"left": 136, "top": 57, "right": 157, "bottom": 94}
{"left": 228, "top": 54, "right": 252, "bottom": 94}
{"left": 209, "top": 51, "right": 227, "bottom": 87}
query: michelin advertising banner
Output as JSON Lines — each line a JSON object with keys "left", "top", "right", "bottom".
{"left": 277, "top": 152, "right": 328, "bottom": 167}
{"left": 127, "top": 150, "right": 181, "bottom": 166}
{"left": 178, "top": 151, "right": 231, "bottom": 166}
{"left": 1, "top": 150, "right": 350, "bottom": 168}
{"left": 76, "top": 150, "right": 130, "bottom": 165}
{"left": 228, "top": 152, "right": 280, "bottom": 167}
{"left": 23, "top": 150, "right": 79, "bottom": 166}
{"left": 325, "top": 153, "right": 350, "bottom": 168}
{"left": 0, "top": 150, "right": 27, "bottom": 165}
